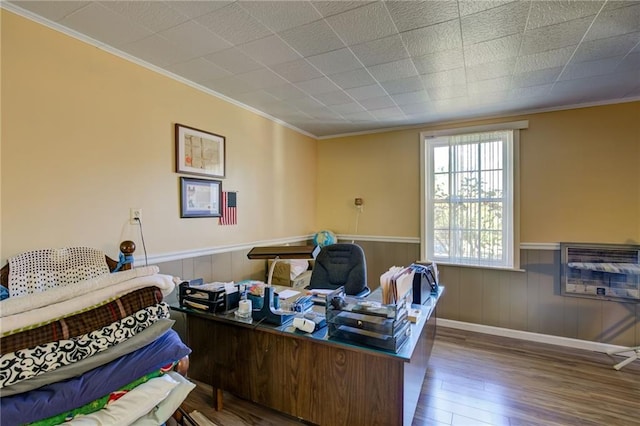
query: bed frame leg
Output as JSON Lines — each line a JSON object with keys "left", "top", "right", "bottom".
{"left": 213, "top": 388, "right": 223, "bottom": 411}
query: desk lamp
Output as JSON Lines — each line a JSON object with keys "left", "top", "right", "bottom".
{"left": 247, "top": 245, "right": 320, "bottom": 285}
{"left": 246, "top": 245, "right": 320, "bottom": 324}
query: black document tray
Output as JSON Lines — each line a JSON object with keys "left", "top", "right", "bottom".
{"left": 325, "top": 287, "right": 411, "bottom": 353}
{"left": 179, "top": 280, "right": 240, "bottom": 313}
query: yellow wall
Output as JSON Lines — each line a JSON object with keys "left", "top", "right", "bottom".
{"left": 1, "top": 11, "right": 317, "bottom": 262}
{"left": 318, "top": 102, "right": 640, "bottom": 244}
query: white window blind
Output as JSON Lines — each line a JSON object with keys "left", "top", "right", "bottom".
{"left": 421, "top": 121, "right": 526, "bottom": 269}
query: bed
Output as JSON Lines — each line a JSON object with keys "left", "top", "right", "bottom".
{"left": 0, "top": 241, "right": 193, "bottom": 425}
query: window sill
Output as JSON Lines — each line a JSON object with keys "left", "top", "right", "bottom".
{"left": 426, "top": 261, "right": 526, "bottom": 273}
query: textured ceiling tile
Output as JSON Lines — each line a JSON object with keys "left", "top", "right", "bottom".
{"left": 307, "top": 107, "right": 344, "bottom": 120}
{"left": 327, "top": 68, "right": 377, "bottom": 89}
{"left": 203, "top": 47, "right": 263, "bottom": 74}
{"left": 342, "top": 110, "right": 377, "bottom": 122}
{"left": 400, "top": 101, "right": 432, "bottom": 114}
{"left": 165, "top": 1, "right": 232, "bottom": 19}
{"left": 239, "top": 1, "right": 322, "bottom": 32}
{"left": 466, "top": 58, "right": 517, "bottom": 82}
{"left": 346, "top": 84, "right": 388, "bottom": 101}
{"left": 311, "top": 1, "right": 372, "bottom": 17}
{"left": 421, "top": 68, "right": 467, "bottom": 89}
{"left": 431, "top": 95, "right": 470, "bottom": 111}
{"left": 236, "top": 68, "right": 289, "bottom": 89}
{"left": 240, "top": 35, "right": 302, "bottom": 66}
{"left": 195, "top": 3, "right": 272, "bottom": 45}
{"left": 286, "top": 95, "right": 325, "bottom": 110}
{"left": 385, "top": 1, "right": 459, "bottom": 32}
{"left": 391, "top": 90, "right": 431, "bottom": 106}
{"left": 350, "top": 35, "right": 409, "bottom": 67}
{"left": 270, "top": 59, "right": 323, "bottom": 83}
{"left": 262, "top": 84, "right": 308, "bottom": 100}
{"left": 467, "top": 76, "right": 512, "bottom": 95}
{"left": 559, "top": 56, "right": 624, "bottom": 80}
{"left": 60, "top": 2, "right": 153, "bottom": 46}
{"left": 307, "top": 48, "right": 362, "bottom": 75}
{"left": 617, "top": 51, "right": 640, "bottom": 72}
{"left": 359, "top": 95, "right": 397, "bottom": 110}
{"left": 520, "top": 16, "right": 593, "bottom": 56}
{"left": 120, "top": 34, "right": 193, "bottom": 67}
{"left": 458, "top": 1, "right": 516, "bottom": 17}
{"left": 380, "top": 76, "right": 425, "bottom": 95}
{"left": 160, "top": 21, "right": 231, "bottom": 57}
{"left": 511, "top": 67, "right": 563, "bottom": 88}
{"left": 461, "top": 1, "right": 530, "bottom": 46}
{"left": 468, "top": 89, "right": 509, "bottom": 104}
{"left": 325, "top": 2, "right": 397, "bottom": 45}
{"left": 234, "top": 90, "right": 281, "bottom": 107}
{"left": 368, "top": 58, "right": 418, "bottom": 82}
{"left": 166, "top": 58, "right": 231, "bottom": 83}
{"left": 331, "top": 102, "right": 366, "bottom": 114}
{"left": 514, "top": 46, "right": 575, "bottom": 73}
{"left": 278, "top": 20, "right": 345, "bottom": 56}
{"left": 313, "top": 91, "right": 355, "bottom": 106}
{"left": 585, "top": 3, "right": 640, "bottom": 40}
{"left": 296, "top": 77, "right": 342, "bottom": 95}
{"left": 551, "top": 71, "right": 638, "bottom": 99}
{"left": 527, "top": 0, "right": 603, "bottom": 30}
{"left": 369, "top": 106, "right": 404, "bottom": 119}
{"left": 202, "top": 75, "right": 256, "bottom": 96}
{"left": 464, "top": 34, "right": 522, "bottom": 66}
{"left": 412, "top": 49, "right": 464, "bottom": 74}
{"left": 573, "top": 32, "right": 640, "bottom": 63}
{"left": 100, "top": 1, "right": 189, "bottom": 32}
{"left": 508, "top": 85, "right": 557, "bottom": 104}
{"left": 402, "top": 20, "right": 462, "bottom": 57}
{"left": 10, "top": 1, "right": 89, "bottom": 22}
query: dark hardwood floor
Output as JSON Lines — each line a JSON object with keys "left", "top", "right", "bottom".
{"left": 181, "top": 327, "right": 640, "bottom": 426}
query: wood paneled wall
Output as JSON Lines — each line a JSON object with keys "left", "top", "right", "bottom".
{"left": 157, "top": 240, "right": 640, "bottom": 348}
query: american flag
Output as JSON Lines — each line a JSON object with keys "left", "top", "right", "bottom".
{"left": 219, "top": 191, "right": 237, "bottom": 225}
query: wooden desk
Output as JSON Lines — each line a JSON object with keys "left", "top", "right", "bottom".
{"left": 171, "top": 288, "right": 442, "bottom": 426}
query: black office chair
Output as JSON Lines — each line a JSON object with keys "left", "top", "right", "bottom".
{"left": 308, "top": 243, "right": 370, "bottom": 297}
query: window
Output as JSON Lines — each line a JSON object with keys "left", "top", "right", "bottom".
{"left": 420, "top": 121, "right": 526, "bottom": 269}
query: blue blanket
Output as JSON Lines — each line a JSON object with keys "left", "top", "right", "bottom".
{"left": 1, "top": 328, "right": 190, "bottom": 425}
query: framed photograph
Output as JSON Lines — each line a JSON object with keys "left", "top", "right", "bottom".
{"left": 180, "top": 177, "right": 222, "bottom": 218}
{"left": 175, "top": 123, "right": 225, "bottom": 178}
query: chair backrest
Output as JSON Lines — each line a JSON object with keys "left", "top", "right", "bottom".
{"left": 308, "top": 243, "right": 369, "bottom": 296}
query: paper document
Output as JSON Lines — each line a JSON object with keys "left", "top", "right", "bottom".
{"left": 308, "top": 289, "right": 333, "bottom": 296}
{"left": 278, "top": 289, "right": 300, "bottom": 300}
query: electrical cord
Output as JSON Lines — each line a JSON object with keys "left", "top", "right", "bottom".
{"left": 134, "top": 217, "right": 148, "bottom": 266}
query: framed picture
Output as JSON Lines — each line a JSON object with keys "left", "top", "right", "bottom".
{"left": 175, "top": 123, "right": 225, "bottom": 178}
{"left": 180, "top": 177, "right": 222, "bottom": 218}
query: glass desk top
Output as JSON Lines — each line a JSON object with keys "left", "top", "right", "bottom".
{"left": 170, "top": 285, "right": 443, "bottom": 361}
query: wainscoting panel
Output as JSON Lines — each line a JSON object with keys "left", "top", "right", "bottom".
{"left": 154, "top": 239, "right": 639, "bottom": 347}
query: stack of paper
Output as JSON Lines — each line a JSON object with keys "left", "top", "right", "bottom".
{"left": 380, "top": 266, "right": 414, "bottom": 305}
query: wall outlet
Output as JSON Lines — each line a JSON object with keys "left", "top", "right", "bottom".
{"left": 130, "top": 208, "right": 142, "bottom": 224}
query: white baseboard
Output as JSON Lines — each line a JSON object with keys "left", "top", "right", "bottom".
{"left": 437, "top": 319, "right": 631, "bottom": 354}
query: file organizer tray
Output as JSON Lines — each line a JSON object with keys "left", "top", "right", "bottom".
{"left": 326, "top": 287, "right": 411, "bottom": 353}
{"left": 179, "top": 279, "right": 240, "bottom": 313}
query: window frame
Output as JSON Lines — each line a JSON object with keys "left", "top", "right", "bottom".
{"left": 420, "top": 121, "right": 527, "bottom": 270}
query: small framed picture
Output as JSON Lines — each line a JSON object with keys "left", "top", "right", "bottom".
{"left": 175, "top": 123, "right": 225, "bottom": 178}
{"left": 180, "top": 177, "right": 222, "bottom": 218}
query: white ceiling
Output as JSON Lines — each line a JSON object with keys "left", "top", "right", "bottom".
{"left": 6, "top": 1, "right": 640, "bottom": 138}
